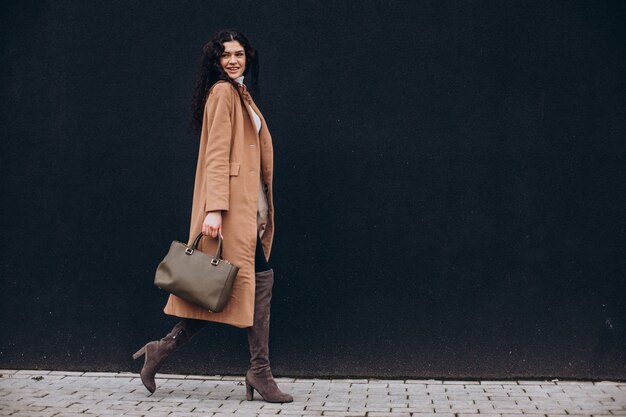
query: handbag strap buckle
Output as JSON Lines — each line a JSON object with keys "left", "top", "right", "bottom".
{"left": 211, "top": 258, "right": 220, "bottom": 266}
{"left": 185, "top": 247, "right": 194, "bottom": 255}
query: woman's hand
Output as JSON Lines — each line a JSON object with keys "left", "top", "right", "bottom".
{"left": 202, "top": 211, "right": 222, "bottom": 237}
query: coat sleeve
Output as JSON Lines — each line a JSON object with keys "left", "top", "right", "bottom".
{"left": 203, "top": 82, "right": 234, "bottom": 213}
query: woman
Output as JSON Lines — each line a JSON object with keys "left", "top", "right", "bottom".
{"left": 133, "top": 29, "right": 292, "bottom": 403}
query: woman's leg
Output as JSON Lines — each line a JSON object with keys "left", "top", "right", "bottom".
{"left": 246, "top": 236, "right": 293, "bottom": 402}
{"left": 133, "top": 318, "right": 206, "bottom": 393}
{"left": 254, "top": 234, "right": 271, "bottom": 272}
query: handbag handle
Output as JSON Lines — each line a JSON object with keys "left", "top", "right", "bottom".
{"left": 186, "top": 232, "right": 223, "bottom": 261}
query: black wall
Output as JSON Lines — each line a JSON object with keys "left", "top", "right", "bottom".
{"left": 2, "top": 1, "right": 625, "bottom": 379}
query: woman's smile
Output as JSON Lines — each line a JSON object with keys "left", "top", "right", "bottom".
{"left": 226, "top": 66, "right": 241, "bottom": 75}
{"left": 220, "top": 41, "right": 246, "bottom": 79}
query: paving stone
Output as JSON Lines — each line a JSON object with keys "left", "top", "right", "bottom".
{"left": 517, "top": 381, "right": 554, "bottom": 385}
{"left": 412, "top": 414, "right": 456, "bottom": 417}
{"left": 481, "top": 381, "right": 520, "bottom": 385}
{"left": 349, "top": 406, "right": 392, "bottom": 413}
{"left": 14, "top": 370, "right": 52, "bottom": 375}
{"left": 442, "top": 380, "right": 481, "bottom": 385}
{"left": 503, "top": 414, "right": 546, "bottom": 417}
{"left": 0, "top": 370, "right": 623, "bottom": 417}
{"left": 457, "top": 414, "right": 501, "bottom": 417}
{"left": 545, "top": 415, "right": 591, "bottom": 417}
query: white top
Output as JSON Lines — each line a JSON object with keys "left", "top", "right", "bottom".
{"left": 234, "top": 76, "right": 261, "bottom": 133}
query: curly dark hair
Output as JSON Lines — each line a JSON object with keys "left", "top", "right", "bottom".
{"left": 190, "top": 29, "right": 260, "bottom": 134}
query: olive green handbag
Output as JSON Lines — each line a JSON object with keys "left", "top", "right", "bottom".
{"left": 154, "top": 233, "right": 239, "bottom": 312}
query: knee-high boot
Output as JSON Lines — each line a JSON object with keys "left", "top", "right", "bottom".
{"left": 245, "top": 269, "right": 293, "bottom": 403}
{"left": 132, "top": 319, "right": 204, "bottom": 393}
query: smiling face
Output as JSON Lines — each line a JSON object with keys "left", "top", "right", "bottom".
{"left": 220, "top": 40, "right": 246, "bottom": 79}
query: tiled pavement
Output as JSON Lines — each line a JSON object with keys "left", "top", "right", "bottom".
{"left": 0, "top": 370, "right": 624, "bottom": 417}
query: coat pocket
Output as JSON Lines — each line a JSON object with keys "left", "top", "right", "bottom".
{"left": 229, "top": 162, "right": 240, "bottom": 176}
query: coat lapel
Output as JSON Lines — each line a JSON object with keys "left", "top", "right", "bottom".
{"left": 238, "top": 88, "right": 261, "bottom": 145}
{"left": 241, "top": 100, "right": 256, "bottom": 131}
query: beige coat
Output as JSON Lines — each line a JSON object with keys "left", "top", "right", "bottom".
{"left": 163, "top": 80, "right": 275, "bottom": 328}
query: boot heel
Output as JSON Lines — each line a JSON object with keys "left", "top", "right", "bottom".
{"left": 132, "top": 346, "right": 146, "bottom": 360}
{"left": 245, "top": 380, "right": 254, "bottom": 401}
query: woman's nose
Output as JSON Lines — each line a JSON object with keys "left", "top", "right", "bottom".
{"left": 229, "top": 55, "right": 237, "bottom": 64}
